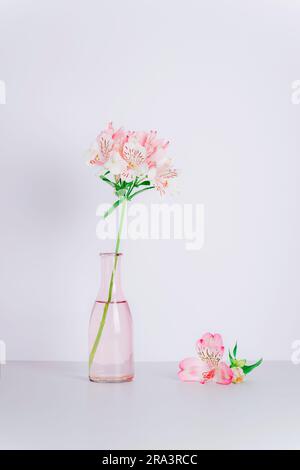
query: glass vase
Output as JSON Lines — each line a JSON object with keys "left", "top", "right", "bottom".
{"left": 88, "top": 253, "right": 134, "bottom": 383}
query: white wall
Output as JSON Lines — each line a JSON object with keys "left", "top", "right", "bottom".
{"left": 0, "top": 0, "right": 300, "bottom": 362}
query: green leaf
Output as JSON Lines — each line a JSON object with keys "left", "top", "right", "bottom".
{"left": 126, "top": 180, "right": 136, "bottom": 197}
{"left": 242, "top": 358, "right": 263, "bottom": 375}
{"left": 228, "top": 349, "right": 235, "bottom": 367}
{"left": 233, "top": 342, "right": 238, "bottom": 358}
{"left": 137, "top": 180, "right": 151, "bottom": 187}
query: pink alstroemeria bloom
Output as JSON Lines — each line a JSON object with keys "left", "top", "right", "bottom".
{"left": 133, "top": 130, "right": 169, "bottom": 160}
{"left": 120, "top": 137, "right": 148, "bottom": 182}
{"left": 148, "top": 159, "right": 178, "bottom": 195}
{"left": 88, "top": 122, "right": 127, "bottom": 167}
{"left": 118, "top": 131, "right": 171, "bottom": 183}
{"left": 87, "top": 123, "right": 178, "bottom": 192}
{"left": 178, "top": 333, "right": 233, "bottom": 385}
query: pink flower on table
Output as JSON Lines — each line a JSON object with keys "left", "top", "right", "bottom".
{"left": 197, "top": 332, "right": 224, "bottom": 368}
{"left": 178, "top": 333, "right": 233, "bottom": 385}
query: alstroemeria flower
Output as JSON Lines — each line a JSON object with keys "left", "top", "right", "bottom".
{"left": 102, "top": 152, "right": 126, "bottom": 176}
{"left": 88, "top": 122, "right": 127, "bottom": 167}
{"left": 120, "top": 138, "right": 148, "bottom": 182}
{"left": 228, "top": 342, "right": 263, "bottom": 379}
{"left": 86, "top": 141, "right": 100, "bottom": 166}
{"left": 87, "top": 123, "right": 178, "bottom": 202}
{"left": 178, "top": 333, "right": 233, "bottom": 385}
{"left": 134, "top": 130, "right": 169, "bottom": 160}
{"left": 231, "top": 367, "right": 245, "bottom": 384}
{"left": 148, "top": 159, "right": 178, "bottom": 195}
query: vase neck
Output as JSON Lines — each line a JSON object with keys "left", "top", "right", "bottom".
{"left": 97, "top": 253, "right": 125, "bottom": 302}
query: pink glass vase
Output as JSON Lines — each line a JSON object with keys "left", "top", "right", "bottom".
{"left": 88, "top": 253, "right": 134, "bottom": 383}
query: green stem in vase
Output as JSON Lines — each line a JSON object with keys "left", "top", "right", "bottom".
{"left": 89, "top": 199, "right": 127, "bottom": 369}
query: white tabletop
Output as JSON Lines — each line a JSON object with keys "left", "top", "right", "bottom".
{"left": 0, "top": 361, "right": 299, "bottom": 450}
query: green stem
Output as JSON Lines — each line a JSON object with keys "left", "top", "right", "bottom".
{"left": 89, "top": 199, "right": 127, "bottom": 369}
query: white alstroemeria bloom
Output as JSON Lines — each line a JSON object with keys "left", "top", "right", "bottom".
{"left": 148, "top": 159, "right": 178, "bottom": 195}
{"left": 120, "top": 140, "right": 149, "bottom": 182}
{"left": 86, "top": 141, "right": 99, "bottom": 166}
{"left": 231, "top": 367, "right": 245, "bottom": 384}
{"left": 104, "top": 152, "right": 126, "bottom": 176}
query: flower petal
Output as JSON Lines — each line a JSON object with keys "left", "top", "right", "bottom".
{"left": 96, "top": 132, "right": 114, "bottom": 164}
{"left": 231, "top": 367, "right": 245, "bottom": 384}
{"left": 179, "top": 357, "right": 200, "bottom": 370}
{"left": 178, "top": 357, "right": 212, "bottom": 384}
{"left": 122, "top": 141, "right": 147, "bottom": 166}
{"left": 214, "top": 362, "right": 233, "bottom": 385}
{"left": 178, "top": 367, "right": 207, "bottom": 383}
{"left": 196, "top": 332, "right": 225, "bottom": 367}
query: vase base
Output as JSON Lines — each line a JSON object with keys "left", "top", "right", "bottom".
{"left": 89, "top": 374, "right": 134, "bottom": 383}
